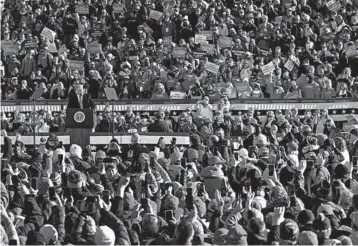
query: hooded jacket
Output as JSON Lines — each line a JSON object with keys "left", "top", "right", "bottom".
{"left": 17, "top": 195, "right": 45, "bottom": 236}
{"left": 200, "top": 165, "right": 226, "bottom": 199}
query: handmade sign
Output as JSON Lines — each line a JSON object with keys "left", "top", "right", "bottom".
{"left": 3, "top": 44, "right": 18, "bottom": 55}
{"left": 128, "top": 56, "right": 139, "bottom": 61}
{"left": 195, "top": 34, "right": 207, "bottom": 44}
{"left": 142, "top": 23, "right": 154, "bottom": 34}
{"left": 172, "top": 47, "right": 186, "bottom": 58}
{"left": 193, "top": 51, "right": 207, "bottom": 58}
{"left": 76, "top": 4, "right": 89, "bottom": 14}
{"left": 58, "top": 45, "right": 68, "bottom": 54}
{"left": 69, "top": 60, "right": 85, "bottom": 71}
{"left": 205, "top": 62, "right": 220, "bottom": 74}
{"left": 149, "top": 10, "right": 163, "bottom": 21}
{"left": 24, "top": 40, "right": 38, "bottom": 48}
{"left": 326, "top": 0, "right": 342, "bottom": 11}
{"left": 41, "top": 27, "right": 56, "bottom": 41}
{"left": 88, "top": 42, "right": 102, "bottom": 53}
{"left": 261, "top": 62, "right": 275, "bottom": 75}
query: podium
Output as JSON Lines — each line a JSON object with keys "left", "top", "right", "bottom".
{"left": 66, "top": 109, "right": 96, "bottom": 148}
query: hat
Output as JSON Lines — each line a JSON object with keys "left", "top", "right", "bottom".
{"left": 40, "top": 137, "right": 47, "bottom": 145}
{"left": 316, "top": 180, "right": 332, "bottom": 198}
{"left": 163, "top": 195, "right": 179, "bottom": 211}
{"left": 96, "top": 150, "right": 106, "bottom": 160}
{"left": 280, "top": 219, "right": 299, "bottom": 242}
{"left": 335, "top": 164, "right": 349, "bottom": 179}
{"left": 225, "top": 224, "right": 247, "bottom": 245}
{"left": 313, "top": 213, "right": 331, "bottom": 232}
{"left": 50, "top": 172, "right": 62, "bottom": 187}
{"left": 317, "top": 204, "right": 334, "bottom": 216}
{"left": 39, "top": 224, "right": 58, "bottom": 244}
{"left": 258, "top": 147, "right": 269, "bottom": 158}
{"left": 46, "top": 134, "right": 59, "bottom": 150}
{"left": 297, "top": 231, "right": 318, "bottom": 245}
{"left": 187, "top": 149, "right": 199, "bottom": 161}
{"left": 26, "top": 231, "right": 45, "bottom": 245}
{"left": 238, "top": 148, "right": 248, "bottom": 158}
{"left": 94, "top": 226, "right": 115, "bottom": 245}
{"left": 208, "top": 156, "right": 225, "bottom": 166}
{"left": 67, "top": 170, "right": 83, "bottom": 189}
{"left": 297, "top": 210, "right": 315, "bottom": 225}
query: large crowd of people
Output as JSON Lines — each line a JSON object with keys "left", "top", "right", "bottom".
{"left": 2, "top": 0, "right": 358, "bottom": 245}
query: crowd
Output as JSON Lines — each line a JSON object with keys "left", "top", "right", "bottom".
{"left": 3, "top": 0, "right": 358, "bottom": 245}
{"left": 1, "top": 109, "right": 358, "bottom": 245}
{"left": 1, "top": 0, "right": 358, "bottom": 101}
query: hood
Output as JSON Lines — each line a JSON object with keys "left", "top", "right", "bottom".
{"left": 201, "top": 166, "right": 224, "bottom": 178}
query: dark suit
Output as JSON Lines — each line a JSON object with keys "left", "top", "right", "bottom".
{"left": 67, "top": 89, "right": 95, "bottom": 109}
{"left": 148, "top": 120, "right": 171, "bottom": 132}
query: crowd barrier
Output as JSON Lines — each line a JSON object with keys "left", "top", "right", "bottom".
{"left": 2, "top": 98, "right": 358, "bottom": 114}
{"left": 0, "top": 133, "right": 191, "bottom": 147}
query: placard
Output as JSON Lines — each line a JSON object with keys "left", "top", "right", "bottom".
{"left": 169, "top": 91, "right": 187, "bottom": 99}
{"left": 193, "top": 51, "right": 207, "bottom": 58}
{"left": 1, "top": 40, "right": 14, "bottom": 50}
{"left": 284, "top": 59, "right": 295, "bottom": 71}
{"left": 199, "top": 31, "right": 213, "bottom": 40}
{"left": 201, "top": 44, "right": 215, "bottom": 54}
{"left": 142, "top": 23, "right": 154, "bottom": 34}
{"left": 218, "top": 36, "right": 232, "bottom": 48}
{"left": 48, "top": 41, "right": 58, "bottom": 53}
{"left": 224, "top": 87, "right": 237, "bottom": 98}
{"left": 41, "top": 27, "right": 56, "bottom": 41}
{"left": 163, "top": 36, "right": 172, "bottom": 47}
{"left": 195, "top": 34, "right": 207, "bottom": 44}
{"left": 88, "top": 42, "right": 102, "bottom": 53}
{"left": 205, "top": 62, "right": 220, "bottom": 74}
{"left": 172, "top": 47, "right": 186, "bottom": 58}
{"left": 92, "top": 29, "right": 102, "bottom": 37}
{"left": 275, "top": 16, "right": 283, "bottom": 25}
{"left": 128, "top": 56, "right": 139, "bottom": 61}
{"left": 112, "top": 3, "right": 125, "bottom": 13}
{"left": 70, "top": 60, "right": 85, "bottom": 71}
{"left": 76, "top": 4, "right": 89, "bottom": 14}
{"left": 261, "top": 62, "right": 275, "bottom": 75}
{"left": 326, "top": 0, "right": 342, "bottom": 11}
{"left": 3, "top": 44, "right": 18, "bottom": 55}
{"left": 58, "top": 45, "right": 68, "bottom": 54}
{"left": 236, "top": 83, "right": 251, "bottom": 93}
{"left": 24, "top": 40, "right": 38, "bottom": 48}
{"left": 149, "top": 10, "right": 163, "bottom": 21}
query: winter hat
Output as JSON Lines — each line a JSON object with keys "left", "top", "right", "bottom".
{"left": 26, "top": 231, "right": 45, "bottom": 245}
{"left": 70, "top": 144, "right": 82, "bottom": 158}
{"left": 317, "top": 204, "right": 334, "bottom": 215}
{"left": 280, "top": 219, "right": 299, "bottom": 243}
{"left": 46, "top": 134, "right": 59, "bottom": 150}
{"left": 313, "top": 213, "right": 331, "bottom": 232}
{"left": 96, "top": 150, "right": 106, "bottom": 160}
{"left": 83, "top": 145, "right": 92, "bottom": 157}
{"left": 39, "top": 224, "right": 58, "bottom": 244}
{"left": 253, "top": 196, "right": 267, "bottom": 209}
{"left": 297, "top": 231, "right": 318, "bottom": 245}
{"left": 94, "top": 226, "right": 115, "bottom": 246}
{"left": 334, "top": 164, "right": 349, "bottom": 179}
{"left": 297, "top": 210, "right": 315, "bottom": 225}
{"left": 187, "top": 149, "right": 199, "bottom": 161}
{"left": 67, "top": 170, "right": 83, "bottom": 189}
{"left": 163, "top": 195, "right": 179, "bottom": 211}
{"left": 170, "top": 147, "right": 182, "bottom": 163}
{"left": 50, "top": 172, "right": 62, "bottom": 187}
{"left": 238, "top": 148, "right": 248, "bottom": 158}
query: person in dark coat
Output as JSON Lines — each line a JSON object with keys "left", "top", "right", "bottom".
{"left": 67, "top": 83, "right": 95, "bottom": 109}
{"left": 147, "top": 111, "right": 172, "bottom": 133}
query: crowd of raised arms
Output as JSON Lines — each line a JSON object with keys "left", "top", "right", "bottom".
{"left": 2, "top": 0, "right": 358, "bottom": 245}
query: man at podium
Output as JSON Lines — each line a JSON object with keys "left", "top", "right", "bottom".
{"left": 67, "top": 82, "right": 95, "bottom": 109}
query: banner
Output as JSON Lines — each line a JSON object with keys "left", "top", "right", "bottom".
{"left": 195, "top": 34, "right": 207, "bottom": 44}
{"left": 3, "top": 44, "right": 18, "bottom": 55}
{"left": 142, "top": 23, "right": 154, "bottom": 34}
{"left": 88, "top": 42, "right": 102, "bottom": 53}
{"left": 69, "top": 60, "right": 84, "bottom": 71}
{"left": 112, "top": 4, "right": 125, "bottom": 13}
{"left": 218, "top": 36, "right": 232, "bottom": 48}
{"left": 24, "top": 40, "right": 38, "bottom": 48}
{"left": 204, "top": 62, "right": 220, "bottom": 74}
{"left": 261, "top": 62, "right": 275, "bottom": 75}
{"left": 193, "top": 51, "right": 207, "bottom": 58}
{"left": 76, "top": 4, "right": 89, "bottom": 14}
{"left": 149, "top": 10, "right": 163, "bottom": 21}
{"left": 128, "top": 56, "right": 139, "bottom": 61}
{"left": 41, "top": 27, "right": 56, "bottom": 41}
{"left": 172, "top": 47, "right": 186, "bottom": 58}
